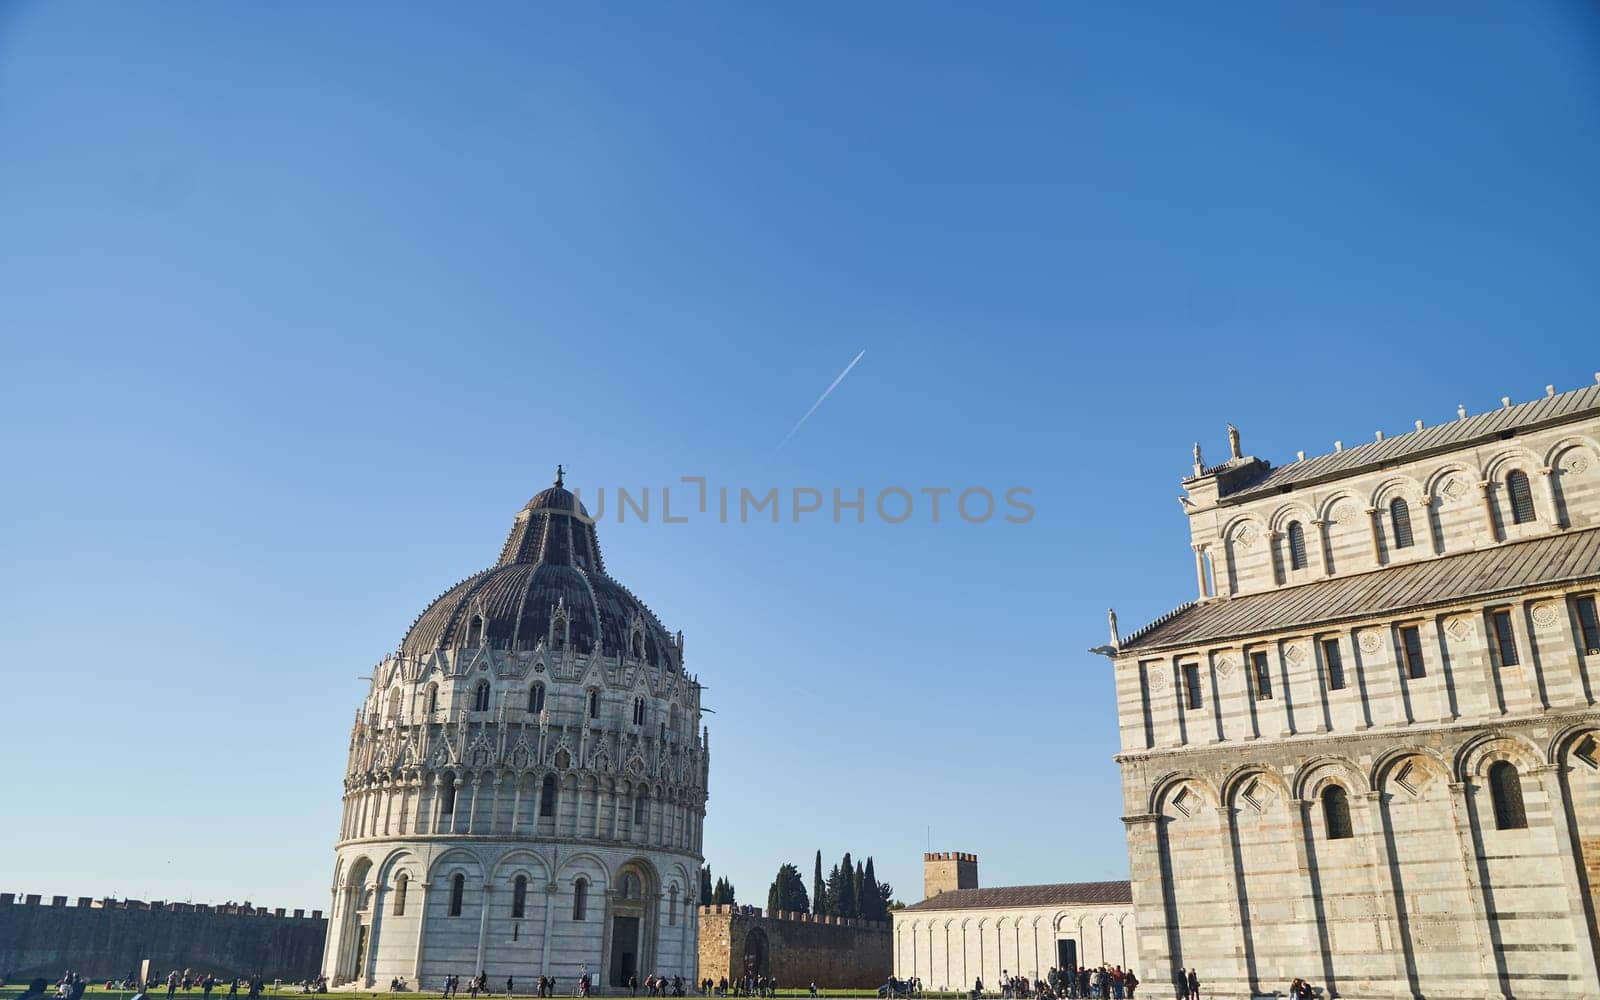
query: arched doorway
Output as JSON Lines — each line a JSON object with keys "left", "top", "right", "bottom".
{"left": 742, "top": 927, "right": 770, "bottom": 979}
{"left": 337, "top": 858, "right": 375, "bottom": 986}
{"left": 608, "top": 861, "right": 657, "bottom": 987}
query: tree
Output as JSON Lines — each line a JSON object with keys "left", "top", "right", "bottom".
{"left": 711, "top": 876, "right": 736, "bottom": 905}
{"left": 700, "top": 866, "right": 714, "bottom": 906}
{"left": 766, "top": 863, "right": 810, "bottom": 915}
{"left": 859, "top": 857, "right": 884, "bottom": 922}
{"left": 831, "top": 852, "right": 858, "bottom": 918}
{"left": 812, "top": 850, "right": 828, "bottom": 916}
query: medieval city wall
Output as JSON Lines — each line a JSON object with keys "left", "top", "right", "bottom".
{"left": 0, "top": 894, "right": 326, "bottom": 982}
{"left": 696, "top": 906, "right": 891, "bottom": 989}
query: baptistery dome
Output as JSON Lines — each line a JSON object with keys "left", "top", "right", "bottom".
{"left": 324, "top": 472, "right": 709, "bottom": 992}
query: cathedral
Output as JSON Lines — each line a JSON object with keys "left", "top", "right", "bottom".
{"left": 1107, "top": 377, "right": 1600, "bottom": 998}
{"left": 324, "top": 473, "right": 709, "bottom": 990}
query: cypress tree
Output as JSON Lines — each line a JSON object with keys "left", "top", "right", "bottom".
{"left": 766, "top": 863, "right": 810, "bottom": 914}
{"left": 812, "top": 850, "right": 827, "bottom": 916}
{"left": 701, "top": 866, "right": 714, "bottom": 906}
{"left": 836, "top": 852, "right": 857, "bottom": 918}
{"left": 860, "top": 857, "right": 883, "bottom": 921}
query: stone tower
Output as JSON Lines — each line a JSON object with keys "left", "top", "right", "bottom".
{"left": 921, "top": 852, "right": 977, "bottom": 900}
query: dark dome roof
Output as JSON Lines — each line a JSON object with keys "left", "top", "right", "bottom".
{"left": 398, "top": 473, "right": 676, "bottom": 667}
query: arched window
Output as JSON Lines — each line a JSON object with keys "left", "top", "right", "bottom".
{"left": 1489, "top": 760, "right": 1528, "bottom": 830}
{"left": 621, "top": 873, "right": 640, "bottom": 900}
{"left": 669, "top": 704, "right": 680, "bottom": 736}
{"left": 540, "top": 775, "right": 557, "bottom": 817}
{"left": 528, "top": 682, "right": 546, "bottom": 713}
{"left": 448, "top": 873, "right": 465, "bottom": 917}
{"left": 387, "top": 688, "right": 403, "bottom": 722}
{"left": 1389, "top": 499, "right": 1414, "bottom": 549}
{"left": 466, "top": 615, "right": 484, "bottom": 647}
{"left": 632, "top": 631, "right": 644, "bottom": 658}
{"left": 634, "top": 794, "right": 648, "bottom": 825}
{"left": 1286, "top": 521, "right": 1308, "bottom": 570}
{"left": 1506, "top": 470, "right": 1536, "bottom": 524}
{"left": 572, "top": 878, "right": 588, "bottom": 921}
{"left": 587, "top": 689, "right": 600, "bottom": 719}
{"left": 473, "top": 681, "right": 491, "bottom": 712}
{"left": 512, "top": 875, "right": 528, "bottom": 919}
{"left": 393, "top": 874, "right": 409, "bottom": 915}
{"left": 633, "top": 697, "right": 645, "bottom": 726}
{"left": 425, "top": 683, "right": 438, "bottom": 715}
{"left": 439, "top": 772, "right": 457, "bottom": 815}
{"left": 1321, "top": 785, "right": 1353, "bottom": 840}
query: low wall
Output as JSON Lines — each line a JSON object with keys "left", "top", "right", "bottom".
{"left": 0, "top": 894, "right": 326, "bottom": 982}
{"left": 696, "top": 906, "right": 891, "bottom": 989}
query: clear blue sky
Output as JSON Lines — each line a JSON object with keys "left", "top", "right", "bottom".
{"left": 2, "top": 2, "right": 1598, "bottom": 911}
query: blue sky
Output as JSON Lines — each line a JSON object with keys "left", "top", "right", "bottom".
{"left": 2, "top": 2, "right": 1598, "bottom": 911}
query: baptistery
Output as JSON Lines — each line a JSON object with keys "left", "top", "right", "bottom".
{"left": 324, "top": 472, "right": 709, "bottom": 990}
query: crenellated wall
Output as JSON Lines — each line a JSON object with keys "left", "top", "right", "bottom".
{"left": 696, "top": 906, "right": 890, "bottom": 989}
{"left": 0, "top": 894, "right": 325, "bottom": 981}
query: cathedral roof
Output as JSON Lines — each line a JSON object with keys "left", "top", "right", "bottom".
{"left": 397, "top": 472, "right": 678, "bottom": 666}
{"left": 1120, "top": 525, "right": 1600, "bottom": 653}
{"left": 902, "top": 880, "right": 1132, "bottom": 912}
{"left": 1208, "top": 379, "right": 1600, "bottom": 504}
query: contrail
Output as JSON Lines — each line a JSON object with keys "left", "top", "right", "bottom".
{"left": 776, "top": 349, "right": 866, "bottom": 451}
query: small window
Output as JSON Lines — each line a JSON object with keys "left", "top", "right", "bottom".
{"left": 588, "top": 689, "right": 600, "bottom": 719}
{"left": 1489, "top": 760, "right": 1528, "bottom": 830}
{"left": 393, "top": 874, "right": 408, "bottom": 916}
{"left": 539, "top": 775, "right": 557, "bottom": 817}
{"left": 387, "top": 688, "right": 403, "bottom": 722}
{"left": 473, "top": 681, "right": 491, "bottom": 712}
{"left": 448, "top": 873, "right": 465, "bottom": 917}
{"left": 1321, "top": 785, "right": 1354, "bottom": 840}
{"left": 572, "top": 878, "right": 588, "bottom": 921}
{"left": 1506, "top": 470, "right": 1536, "bottom": 524}
{"left": 1287, "top": 521, "right": 1308, "bottom": 570}
{"left": 1182, "top": 663, "right": 1203, "bottom": 711}
{"left": 1389, "top": 499, "right": 1414, "bottom": 549}
{"left": 632, "top": 631, "right": 644, "bottom": 658}
{"left": 1491, "top": 610, "right": 1520, "bottom": 667}
{"left": 439, "top": 773, "right": 457, "bottom": 815}
{"left": 633, "top": 698, "right": 646, "bottom": 726}
{"left": 1321, "top": 638, "right": 1346, "bottom": 691}
{"left": 668, "top": 884, "right": 679, "bottom": 925}
{"left": 1575, "top": 596, "right": 1600, "bottom": 655}
{"left": 466, "top": 615, "right": 484, "bottom": 647}
{"left": 512, "top": 876, "right": 527, "bottom": 919}
{"left": 1400, "top": 626, "right": 1426, "bottom": 679}
{"left": 634, "top": 794, "right": 648, "bottom": 824}
{"left": 425, "top": 684, "right": 438, "bottom": 715}
{"left": 1251, "top": 651, "right": 1273, "bottom": 700}
{"left": 529, "top": 682, "right": 546, "bottom": 713}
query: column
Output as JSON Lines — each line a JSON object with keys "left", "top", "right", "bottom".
{"left": 541, "top": 884, "right": 558, "bottom": 974}
{"left": 1361, "top": 791, "right": 1414, "bottom": 992}
{"left": 1537, "top": 765, "right": 1600, "bottom": 996}
{"left": 1514, "top": 600, "right": 1548, "bottom": 712}
{"left": 1421, "top": 496, "right": 1444, "bottom": 555}
{"left": 1192, "top": 544, "right": 1209, "bottom": 599}
{"left": 475, "top": 883, "right": 494, "bottom": 973}
{"left": 1446, "top": 781, "right": 1504, "bottom": 996}
{"left": 1421, "top": 618, "right": 1455, "bottom": 723}
{"left": 509, "top": 776, "right": 523, "bottom": 835}
{"left": 1538, "top": 467, "right": 1567, "bottom": 529}
{"left": 364, "top": 884, "right": 385, "bottom": 987}
{"left": 1311, "top": 519, "right": 1332, "bottom": 577}
{"left": 467, "top": 775, "right": 483, "bottom": 834}
{"left": 412, "top": 882, "right": 431, "bottom": 982}
{"left": 1122, "top": 815, "right": 1174, "bottom": 988}
{"left": 1478, "top": 480, "right": 1500, "bottom": 542}
{"left": 1365, "top": 507, "right": 1384, "bottom": 565}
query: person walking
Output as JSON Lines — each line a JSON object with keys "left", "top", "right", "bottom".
{"left": 1184, "top": 970, "right": 1199, "bottom": 1000}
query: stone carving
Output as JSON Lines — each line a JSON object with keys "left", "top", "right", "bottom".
{"left": 1285, "top": 644, "right": 1306, "bottom": 666}
{"left": 1532, "top": 604, "right": 1559, "bottom": 628}
{"left": 1358, "top": 631, "right": 1382, "bottom": 654}
{"left": 1215, "top": 654, "right": 1236, "bottom": 677}
{"left": 1440, "top": 477, "right": 1465, "bottom": 502}
{"left": 1149, "top": 670, "right": 1169, "bottom": 691}
{"left": 1445, "top": 617, "right": 1473, "bottom": 643}
{"left": 1563, "top": 451, "right": 1592, "bottom": 475}
{"left": 1235, "top": 523, "right": 1258, "bottom": 549}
